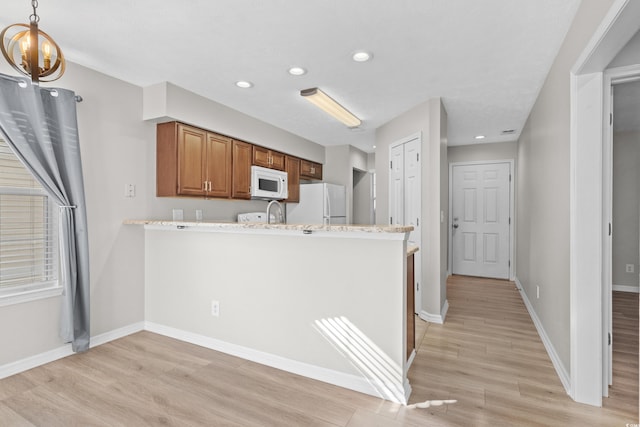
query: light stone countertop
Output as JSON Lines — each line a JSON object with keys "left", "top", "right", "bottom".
{"left": 124, "top": 219, "right": 413, "bottom": 234}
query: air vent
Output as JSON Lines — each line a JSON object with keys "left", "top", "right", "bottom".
{"left": 501, "top": 129, "right": 516, "bottom": 135}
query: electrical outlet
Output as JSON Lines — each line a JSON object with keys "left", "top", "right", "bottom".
{"left": 124, "top": 183, "right": 135, "bottom": 198}
{"left": 211, "top": 300, "right": 219, "bottom": 317}
{"left": 196, "top": 209, "right": 203, "bottom": 222}
{"left": 172, "top": 209, "right": 184, "bottom": 221}
{"left": 536, "top": 285, "right": 540, "bottom": 299}
{"left": 626, "top": 264, "right": 635, "bottom": 273}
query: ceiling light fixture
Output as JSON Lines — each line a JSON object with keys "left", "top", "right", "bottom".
{"left": 352, "top": 51, "right": 372, "bottom": 62}
{"left": 0, "top": 0, "right": 65, "bottom": 84}
{"left": 235, "top": 80, "right": 253, "bottom": 88}
{"left": 288, "top": 67, "right": 307, "bottom": 76}
{"left": 300, "top": 87, "right": 361, "bottom": 128}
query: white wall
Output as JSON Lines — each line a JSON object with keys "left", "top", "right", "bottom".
{"left": 0, "top": 61, "right": 150, "bottom": 365}
{"left": 608, "top": 28, "right": 640, "bottom": 68}
{"left": 0, "top": 63, "right": 332, "bottom": 369}
{"left": 144, "top": 82, "right": 324, "bottom": 164}
{"left": 516, "top": 0, "right": 616, "bottom": 373}
{"left": 612, "top": 131, "right": 640, "bottom": 288}
{"left": 144, "top": 227, "right": 408, "bottom": 402}
{"left": 323, "top": 145, "right": 370, "bottom": 224}
{"left": 448, "top": 141, "right": 517, "bottom": 164}
{"left": 375, "top": 98, "right": 448, "bottom": 318}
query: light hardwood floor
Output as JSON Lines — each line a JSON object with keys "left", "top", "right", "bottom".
{"left": 0, "top": 276, "right": 637, "bottom": 426}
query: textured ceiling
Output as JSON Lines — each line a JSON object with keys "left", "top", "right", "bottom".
{"left": 0, "top": 1, "right": 584, "bottom": 152}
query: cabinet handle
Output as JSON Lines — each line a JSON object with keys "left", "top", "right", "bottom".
{"left": 208, "top": 181, "right": 212, "bottom": 192}
{"left": 203, "top": 182, "right": 207, "bottom": 191}
{"left": 310, "top": 166, "right": 315, "bottom": 174}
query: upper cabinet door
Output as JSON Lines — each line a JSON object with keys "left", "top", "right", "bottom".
{"left": 206, "top": 133, "right": 232, "bottom": 198}
{"left": 177, "top": 124, "right": 208, "bottom": 196}
{"left": 252, "top": 146, "right": 285, "bottom": 171}
{"left": 300, "top": 159, "right": 323, "bottom": 180}
{"left": 284, "top": 156, "right": 300, "bottom": 203}
{"left": 232, "top": 140, "right": 252, "bottom": 199}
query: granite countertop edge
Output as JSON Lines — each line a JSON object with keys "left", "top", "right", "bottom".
{"left": 124, "top": 219, "right": 413, "bottom": 234}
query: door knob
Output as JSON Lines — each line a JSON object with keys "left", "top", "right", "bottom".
{"left": 453, "top": 224, "right": 459, "bottom": 229}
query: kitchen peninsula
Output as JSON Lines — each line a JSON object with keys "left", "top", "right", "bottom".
{"left": 126, "top": 220, "right": 415, "bottom": 404}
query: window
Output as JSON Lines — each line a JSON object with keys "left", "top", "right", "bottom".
{"left": 0, "top": 137, "right": 59, "bottom": 306}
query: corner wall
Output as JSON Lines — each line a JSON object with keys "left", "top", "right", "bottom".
{"left": 515, "top": 0, "right": 615, "bottom": 376}
{"left": 375, "top": 98, "right": 448, "bottom": 318}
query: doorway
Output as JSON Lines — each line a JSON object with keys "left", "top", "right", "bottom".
{"left": 604, "top": 73, "right": 640, "bottom": 401}
{"left": 389, "top": 133, "right": 422, "bottom": 313}
{"left": 570, "top": 0, "right": 640, "bottom": 405}
{"left": 449, "top": 161, "right": 514, "bottom": 280}
{"left": 352, "top": 168, "right": 374, "bottom": 225}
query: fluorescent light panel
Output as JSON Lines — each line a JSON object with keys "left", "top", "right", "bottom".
{"left": 300, "top": 88, "right": 361, "bottom": 128}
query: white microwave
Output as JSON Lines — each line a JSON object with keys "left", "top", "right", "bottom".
{"left": 250, "top": 166, "right": 288, "bottom": 200}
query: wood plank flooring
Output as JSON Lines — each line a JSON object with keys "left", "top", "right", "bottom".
{"left": 0, "top": 276, "right": 637, "bottom": 426}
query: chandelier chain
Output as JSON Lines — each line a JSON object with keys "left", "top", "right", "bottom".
{"left": 30, "top": 0, "right": 40, "bottom": 23}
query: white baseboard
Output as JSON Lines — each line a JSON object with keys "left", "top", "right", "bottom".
{"left": 515, "top": 277, "right": 571, "bottom": 395}
{"left": 144, "top": 321, "right": 408, "bottom": 404}
{"left": 418, "top": 299, "right": 449, "bottom": 324}
{"left": 0, "top": 343, "right": 73, "bottom": 380}
{"left": 612, "top": 284, "right": 639, "bottom": 293}
{"left": 0, "top": 321, "right": 145, "bottom": 380}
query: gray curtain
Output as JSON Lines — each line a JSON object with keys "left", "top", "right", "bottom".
{"left": 0, "top": 73, "right": 90, "bottom": 352}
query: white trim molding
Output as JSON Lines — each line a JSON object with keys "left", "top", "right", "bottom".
{"left": 144, "top": 321, "right": 409, "bottom": 404}
{"left": 419, "top": 300, "right": 448, "bottom": 324}
{"left": 612, "top": 284, "right": 640, "bottom": 293}
{"left": 0, "top": 321, "right": 144, "bottom": 380}
{"left": 515, "top": 278, "right": 571, "bottom": 395}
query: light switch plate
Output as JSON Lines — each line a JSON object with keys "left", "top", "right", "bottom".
{"left": 172, "top": 209, "right": 184, "bottom": 221}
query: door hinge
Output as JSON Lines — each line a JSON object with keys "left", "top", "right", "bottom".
{"left": 390, "top": 161, "right": 393, "bottom": 169}
{"left": 509, "top": 174, "right": 512, "bottom": 182}
{"left": 509, "top": 217, "right": 511, "bottom": 225}
{"left": 610, "top": 113, "right": 613, "bottom": 126}
{"left": 416, "top": 218, "right": 419, "bottom": 226}
{"left": 417, "top": 282, "right": 420, "bottom": 291}
{"left": 508, "top": 260, "right": 511, "bottom": 267}
{"left": 390, "top": 216, "right": 393, "bottom": 224}
{"left": 609, "top": 223, "right": 612, "bottom": 236}
{"left": 608, "top": 332, "right": 611, "bottom": 345}
{"left": 417, "top": 153, "right": 419, "bottom": 161}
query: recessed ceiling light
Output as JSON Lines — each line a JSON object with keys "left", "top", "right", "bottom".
{"left": 352, "top": 51, "right": 373, "bottom": 62}
{"left": 288, "top": 67, "right": 307, "bottom": 76}
{"left": 372, "top": 145, "right": 377, "bottom": 149}
{"left": 475, "top": 135, "right": 486, "bottom": 140}
{"left": 235, "top": 81, "right": 253, "bottom": 88}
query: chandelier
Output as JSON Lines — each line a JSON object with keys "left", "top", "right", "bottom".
{"left": 0, "top": 0, "right": 65, "bottom": 83}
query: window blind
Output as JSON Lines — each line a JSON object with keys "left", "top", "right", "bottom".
{"left": 0, "top": 138, "right": 58, "bottom": 290}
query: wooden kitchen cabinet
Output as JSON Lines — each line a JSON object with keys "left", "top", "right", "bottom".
{"left": 284, "top": 156, "right": 300, "bottom": 203}
{"left": 156, "top": 122, "right": 231, "bottom": 198}
{"left": 406, "top": 252, "right": 415, "bottom": 361}
{"left": 232, "top": 140, "right": 252, "bottom": 199}
{"left": 300, "top": 159, "right": 323, "bottom": 180}
{"left": 253, "top": 146, "right": 285, "bottom": 171}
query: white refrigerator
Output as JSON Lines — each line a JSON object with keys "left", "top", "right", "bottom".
{"left": 286, "top": 183, "right": 346, "bottom": 225}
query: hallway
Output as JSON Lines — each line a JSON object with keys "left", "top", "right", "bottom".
{"left": 405, "top": 275, "right": 638, "bottom": 425}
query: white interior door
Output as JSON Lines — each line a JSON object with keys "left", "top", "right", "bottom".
{"left": 389, "top": 135, "right": 422, "bottom": 314}
{"left": 389, "top": 144, "right": 404, "bottom": 226}
{"left": 451, "top": 162, "right": 510, "bottom": 279}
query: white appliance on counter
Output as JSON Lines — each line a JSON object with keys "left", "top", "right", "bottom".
{"left": 250, "top": 166, "right": 288, "bottom": 200}
{"left": 237, "top": 212, "right": 271, "bottom": 223}
{"left": 286, "top": 183, "right": 346, "bottom": 225}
